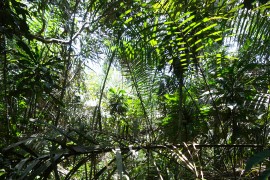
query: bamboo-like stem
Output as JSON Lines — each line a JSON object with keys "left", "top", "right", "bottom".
{"left": 93, "top": 50, "right": 116, "bottom": 131}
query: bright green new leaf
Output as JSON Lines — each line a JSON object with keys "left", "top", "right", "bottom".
{"left": 0, "top": 169, "right": 6, "bottom": 177}
{"left": 178, "top": 15, "right": 195, "bottom": 28}
{"left": 195, "top": 23, "right": 217, "bottom": 35}
{"left": 125, "top": 9, "right": 132, "bottom": 15}
{"left": 125, "top": 17, "right": 133, "bottom": 24}
{"left": 150, "top": 39, "right": 158, "bottom": 46}
{"left": 214, "top": 37, "right": 222, "bottom": 42}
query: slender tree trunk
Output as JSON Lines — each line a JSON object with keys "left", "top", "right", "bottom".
{"left": 52, "top": 2, "right": 80, "bottom": 179}
{"left": 1, "top": 34, "right": 9, "bottom": 142}
{"left": 178, "top": 74, "right": 183, "bottom": 142}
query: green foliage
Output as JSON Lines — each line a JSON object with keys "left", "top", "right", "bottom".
{"left": 11, "top": 40, "right": 62, "bottom": 96}
{"left": 246, "top": 150, "right": 270, "bottom": 171}
{"left": 245, "top": 150, "right": 270, "bottom": 179}
{"left": 108, "top": 88, "right": 128, "bottom": 116}
{"left": 0, "top": 0, "right": 30, "bottom": 38}
{"left": 1, "top": 0, "right": 270, "bottom": 179}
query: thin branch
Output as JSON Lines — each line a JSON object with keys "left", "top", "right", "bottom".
{"left": 29, "top": 22, "right": 89, "bottom": 44}
{"left": 124, "top": 58, "right": 154, "bottom": 138}
{"left": 56, "top": 144, "right": 265, "bottom": 155}
{"left": 7, "top": 143, "right": 261, "bottom": 158}
{"left": 93, "top": 50, "right": 116, "bottom": 131}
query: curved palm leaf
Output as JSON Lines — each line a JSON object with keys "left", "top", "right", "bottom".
{"left": 104, "top": 0, "right": 239, "bottom": 140}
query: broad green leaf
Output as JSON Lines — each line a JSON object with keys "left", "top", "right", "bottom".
{"left": 17, "top": 40, "right": 36, "bottom": 61}
{"left": 3, "top": 137, "right": 39, "bottom": 151}
{"left": 28, "top": 154, "right": 62, "bottom": 179}
{"left": 259, "top": 169, "right": 270, "bottom": 180}
{"left": 245, "top": 150, "right": 270, "bottom": 171}
{"left": 18, "top": 159, "right": 40, "bottom": 180}
{"left": 0, "top": 169, "right": 6, "bottom": 177}
{"left": 15, "top": 158, "right": 30, "bottom": 171}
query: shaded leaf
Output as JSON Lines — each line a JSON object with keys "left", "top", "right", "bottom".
{"left": 17, "top": 40, "right": 35, "bottom": 61}
{"left": 245, "top": 149, "right": 270, "bottom": 171}
{"left": 259, "top": 168, "right": 270, "bottom": 180}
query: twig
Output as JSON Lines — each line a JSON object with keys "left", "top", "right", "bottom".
{"left": 29, "top": 22, "right": 89, "bottom": 44}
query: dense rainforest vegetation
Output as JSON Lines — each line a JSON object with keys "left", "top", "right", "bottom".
{"left": 1, "top": 0, "right": 270, "bottom": 179}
